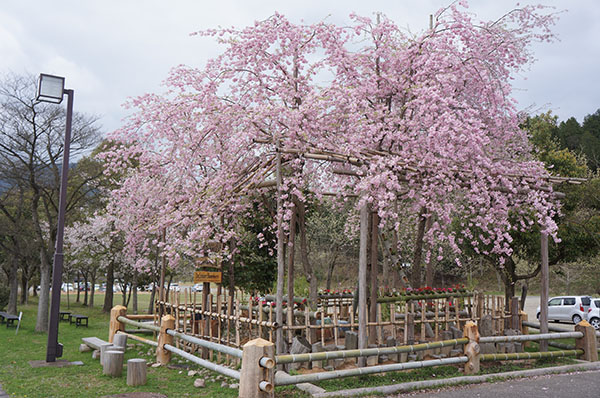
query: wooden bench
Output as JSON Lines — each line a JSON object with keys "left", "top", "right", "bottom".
{"left": 81, "top": 336, "right": 109, "bottom": 351}
{"left": 0, "top": 311, "right": 20, "bottom": 328}
{"left": 71, "top": 314, "right": 89, "bottom": 327}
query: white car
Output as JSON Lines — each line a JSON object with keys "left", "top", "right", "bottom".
{"left": 536, "top": 296, "right": 592, "bottom": 324}
{"left": 191, "top": 283, "right": 203, "bottom": 292}
{"left": 586, "top": 298, "right": 600, "bottom": 330}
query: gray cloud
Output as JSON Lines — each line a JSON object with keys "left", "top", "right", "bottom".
{"left": 1, "top": 0, "right": 598, "bottom": 133}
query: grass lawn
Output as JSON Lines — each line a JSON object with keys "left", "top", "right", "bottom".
{"left": 0, "top": 295, "right": 305, "bottom": 398}
{"left": 0, "top": 293, "right": 580, "bottom": 398}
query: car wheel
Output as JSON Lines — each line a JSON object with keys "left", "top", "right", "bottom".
{"left": 572, "top": 314, "right": 582, "bottom": 324}
{"left": 590, "top": 318, "right": 600, "bottom": 330}
{"left": 536, "top": 312, "right": 540, "bottom": 320}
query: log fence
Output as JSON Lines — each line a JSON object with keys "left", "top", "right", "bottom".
{"left": 108, "top": 302, "right": 598, "bottom": 398}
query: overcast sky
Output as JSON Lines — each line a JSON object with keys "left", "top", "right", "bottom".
{"left": 1, "top": 0, "right": 599, "bottom": 135}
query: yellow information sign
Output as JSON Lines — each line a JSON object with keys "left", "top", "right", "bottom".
{"left": 194, "top": 271, "right": 222, "bottom": 284}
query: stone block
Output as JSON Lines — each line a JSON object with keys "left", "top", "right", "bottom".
{"left": 345, "top": 331, "right": 358, "bottom": 350}
{"left": 479, "top": 314, "right": 493, "bottom": 337}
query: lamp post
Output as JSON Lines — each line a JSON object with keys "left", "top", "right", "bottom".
{"left": 36, "top": 73, "right": 74, "bottom": 362}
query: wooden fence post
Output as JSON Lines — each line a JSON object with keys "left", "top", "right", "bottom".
{"left": 510, "top": 297, "right": 519, "bottom": 330}
{"left": 157, "top": 314, "right": 175, "bottom": 365}
{"left": 463, "top": 321, "right": 480, "bottom": 375}
{"left": 519, "top": 311, "right": 529, "bottom": 349}
{"left": 575, "top": 320, "right": 598, "bottom": 362}
{"left": 109, "top": 305, "right": 127, "bottom": 343}
{"left": 239, "top": 338, "right": 275, "bottom": 398}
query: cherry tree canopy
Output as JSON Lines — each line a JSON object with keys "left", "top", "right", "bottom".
{"left": 101, "top": 2, "right": 561, "bottom": 269}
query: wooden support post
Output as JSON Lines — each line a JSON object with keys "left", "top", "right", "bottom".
{"left": 540, "top": 232, "right": 549, "bottom": 352}
{"left": 510, "top": 297, "right": 519, "bottom": 330}
{"left": 358, "top": 203, "right": 369, "bottom": 367}
{"left": 157, "top": 314, "right": 175, "bottom": 365}
{"left": 463, "top": 321, "right": 480, "bottom": 375}
{"left": 519, "top": 311, "right": 529, "bottom": 349}
{"left": 103, "top": 350, "right": 124, "bottom": 377}
{"left": 476, "top": 293, "right": 484, "bottom": 321}
{"left": 239, "top": 338, "right": 275, "bottom": 398}
{"left": 109, "top": 305, "right": 127, "bottom": 343}
{"left": 368, "top": 211, "right": 379, "bottom": 345}
{"left": 575, "top": 320, "right": 598, "bottom": 362}
{"left": 127, "top": 358, "right": 147, "bottom": 386}
{"left": 406, "top": 309, "right": 415, "bottom": 345}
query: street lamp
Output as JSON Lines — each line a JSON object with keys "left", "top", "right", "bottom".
{"left": 36, "top": 73, "right": 74, "bottom": 362}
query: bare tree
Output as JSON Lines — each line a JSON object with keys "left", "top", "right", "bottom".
{"left": 0, "top": 73, "right": 101, "bottom": 331}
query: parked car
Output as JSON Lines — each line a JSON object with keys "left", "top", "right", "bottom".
{"left": 191, "top": 283, "right": 203, "bottom": 293}
{"left": 586, "top": 298, "right": 600, "bottom": 330}
{"left": 536, "top": 296, "right": 592, "bottom": 324}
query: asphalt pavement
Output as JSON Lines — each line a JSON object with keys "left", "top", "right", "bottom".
{"left": 389, "top": 370, "right": 600, "bottom": 398}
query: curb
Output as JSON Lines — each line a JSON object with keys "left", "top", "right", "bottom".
{"left": 309, "top": 361, "right": 600, "bottom": 397}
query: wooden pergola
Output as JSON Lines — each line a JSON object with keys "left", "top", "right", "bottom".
{"left": 231, "top": 141, "right": 586, "bottom": 359}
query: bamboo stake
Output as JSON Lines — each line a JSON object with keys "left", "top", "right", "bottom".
{"left": 420, "top": 301, "right": 426, "bottom": 341}
{"left": 258, "top": 300, "right": 264, "bottom": 339}
{"left": 269, "top": 305, "right": 273, "bottom": 342}
{"left": 377, "top": 303, "right": 383, "bottom": 345}
{"left": 434, "top": 299, "right": 439, "bottom": 340}
{"left": 445, "top": 300, "right": 450, "bottom": 331}
{"left": 455, "top": 297, "right": 460, "bottom": 331}
{"left": 403, "top": 301, "right": 409, "bottom": 344}
{"left": 321, "top": 311, "right": 325, "bottom": 346}
{"left": 217, "top": 293, "right": 222, "bottom": 362}
{"left": 333, "top": 303, "right": 339, "bottom": 346}
{"left": 176, "top": 291, "right": 181, "bottom": 349}
{"left": 390, "top": 303, "right": 396, "bottom": 340}
{"left": 235, "top": 296, "right": 241, "bottom": 366}
{"left": 305, "top": 305, "right": 311, "bottom": 344}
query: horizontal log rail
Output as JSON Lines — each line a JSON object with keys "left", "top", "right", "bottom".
{"left": 166, "top": 329, "right": 243, "bottom": 359}
{"left": 125, "top": 314, "right": 156, "bottom": 320}
{"left": 275, "top": 338, "right": 468, "bottom": 364}
{"left": 163, "top": 343, "right": 241, "bottom": 380}
{"left": 274, "top": 356, "right": 469, "bottom": 386}
{"left": 118, "top": 316, "right": 161, "bottom": 333}
{"left": 156, "top": 300, "right": 279, "bottom": 328}
{"left": 480, "top": 350, "right": 582, "bottom": 361}
{"left": 377, "top": 292, "right": 473, "bottom": 302}
{"left": 480, "top": 332, "right": 583, "bottom": 343}
{"left": 116, "top": 330, "right": 158, "bottom": 347}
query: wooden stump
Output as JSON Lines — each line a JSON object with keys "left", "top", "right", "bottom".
{"left": 103, "top": 350, "right": 124, "bottom": 377}
{"left": 100, "top": 343, "right": 114, "bottom": 366}
{"left": 113, "top": 333, "right": 128, "bottom": 351}
{"left": 240, "top": 338, "right": 274, "bottom": 398}
{"left": 127, "top": 358, "right": 147, "bottom": 386}
{"left": 463, "top": 321, "right": 480, "bottom": 375}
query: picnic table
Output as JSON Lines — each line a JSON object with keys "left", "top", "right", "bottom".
{"left": 60, "top": 311, "right": 72, "bottom": 322}
{"left": 70, "top": 314, "right": 89, "bottom": 327}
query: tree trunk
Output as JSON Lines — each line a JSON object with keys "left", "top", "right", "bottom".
{"left": 90, "top": 274, "right": 96, "bottom": 308}
{"left": 103, "top": 260, "right": 114, "bottom": 313}
{"left": 296, "top": 200, "right": 317, "bottom": 307}
{"left": 132, "top": 272, "right": 138, "bottom": 314}
{"left": 35, "top": 258, "right": 51, "bottom": 332}
{"left": 325, "top": 252, "right": 339, "bottom": 291}
{"left": 20, "top": 267, "right": 29, "bottom": 305}
{"left": 148, "top": 282, "right": 156, "bottom": 314}
{"left": 83, "top": 274, "right": 89, "bottom": 306}
{"left": 411, "top": 206, "right": 427, "bottom": 288}
{"left": 76, "top": 271, "right": 81, "bottom": 303}
{"left": 424, "top": 218, "right": 434, "bottom": 287}
{"left": 287, "top": 207, "right": 297, "bottom": 312}
{"left": 7, "top": 255, "right": 19, "bottom": 315}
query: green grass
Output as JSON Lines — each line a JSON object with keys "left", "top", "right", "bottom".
{"left": 0, "top": 294, "right": 581, "bottom": 397}
{"left": 0, "top": 296, "right": 307, "bottom": 398}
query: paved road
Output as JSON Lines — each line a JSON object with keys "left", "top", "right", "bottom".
{"left": 389, "top": 370, "right": 600, "bottom": 398}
